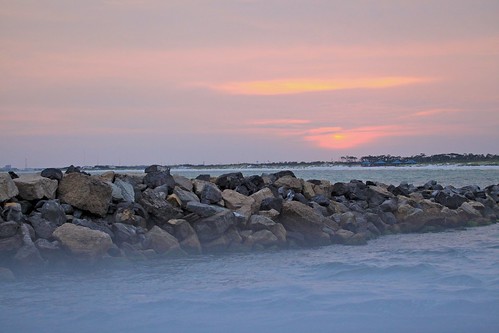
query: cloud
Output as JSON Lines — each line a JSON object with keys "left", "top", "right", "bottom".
{"left": 412, "top": 108, "right": 462, "bottom": 117}
{"left": 210, "top": 77, "right": 431, "bottom": 95}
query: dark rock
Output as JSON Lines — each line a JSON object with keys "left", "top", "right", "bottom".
{"left": 311, "top": 194, "right": 330, "bottom": 207}
{"left": 112, "top": 223, "right": 138, "bottom": 245}
{"left": 380, "top": 198, "right": 398, "bottom": 212}
{"left": 14, "top": 224, "right": 44, "bottom": 267}
{"left": 72, "top": 218, "right": 114, "bottom": 238}
{"left": 293, "top": 193, "right": 308, "bottom": 205}
{"left": 173, "top": 175, "right": 194, "bottom": 192}
{"left": 260, "top": 197, "right": 283, "bottom": 212}
{"left": 0, "top": 221, "right": 19, "bottom": 238}
{"left": 58, "top": 173, "right": 113, "bottom": 217}
{"left": 40, "top": 200, "right": 67, "bottom": 226}
{"left": 65, "top": 165, "right": 82, "bottom": 174}
{"left": 216, "top": 172, "right": 245, "bottom": 190}
{"left": 143, "top": 171, "right": 175, "bottom": 191}
{"left": 41, "top": 168, "right": 64, "bottom": 181}
{"left": 235, "top": 185, "right": 250, "bottom": 196}
{"left": 0, "top": 233, "right": 23, "bottom": 254}
{"left": 273, "top": 170, "right": 296, "bottom": 179}
{"left": 35, "top": 239, "right": 63, "bottom": 260}
{"left": 172, "top": 187, "right": 200, "bottom": 208}
{"left": 192, "top": 210, "right": 237, "bottom": 242}
{"left": 145, "top": 165, "right": 170, "bottom": 173}
{"left": 195, "top": 174, "right": 211, "bottom": 181}
{"left": 331, "top": 182, "right": 351, "bottom": 197}
{"left": 200, "top": 183, "right": 223, "bottom": 204}
{"left": 244, "top": 175, "right": 265, "bottom": 194}
{"left": 28, "top": 214, "right": 57, "bottom": 239}
{"left": 3, "top": 203, "right": 23, "bottom": 222}
{"left": 185, "top": 201, "right": 228, "bottom": 217}
{"left": 8, "top": 171, "right": 19, "bottom": 179}
{"left": 434, "top": 190, "right": 467, "bottom": 209}
{"left": 138, "top": 189, "right": 183, "bottom": 226}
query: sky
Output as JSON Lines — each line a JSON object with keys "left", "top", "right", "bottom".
{"left": 1, "top": 0, "right": 499, "bottom": 168}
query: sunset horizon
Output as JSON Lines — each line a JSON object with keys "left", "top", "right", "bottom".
{"left": 1, "top": 1, "right": 498, "bottom": 168}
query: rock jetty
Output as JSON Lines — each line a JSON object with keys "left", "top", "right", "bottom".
{"left": 1, "top": 166, "right": 498, "bottom": 272}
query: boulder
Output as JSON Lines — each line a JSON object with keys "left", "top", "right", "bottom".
{"left": 0, "top": 173, "right": 19, "bottom": 202}
{"left": 192, "top": 210, "right": 237, "bottom": 242}
{"left": 278, "top": 201, "right": 330, "bottom": 245}
{"left": 250, "top": 229, "right": 279, "bottom": 247}
{"left": 200, "top": 183, "right": 223, "bottom": 204}
{"left": 143, "top": 171, "right": 175, "bottom": 191}
{"left": 143, "top": 226, "right": 181, "bottom": 254}
{"left": 168, "top": 219, "right": 202, "bottom": 254}
{"left": 28, "top": 214, "right": 57, "bottom": 239}
{"left": 185, "top": 201, "right": 228, "bottom": 217}
{"left": 138, "top": 189, "right": 183, "bottom": 225}
{"left": 14, "top": 224, "right": 44, "bottom": 267}
{"left": 258, "top": 208, "right": 280, "bottom": 221}
{"left": 98, "top": 171, "right": 115, "bottom": 183}
{"left": 173, "top": 174, "right": 194, "bottom": 192}
{"left": 112, "top": 223, "right": 139, "bottom": 245}
{"left": 173, "top": 187, "right": 200, "bottom": 208}
{"left": 40, "top": 200, "right": 67, "bottom": 226}
{"left": 53, "top": 223, "right": 113, "bottom": 258}
{"left": 14, "top": 175, "right": 58, "bottom": 200}
{"left": 0, "top": 221, "right": 19, "bottom": 238}
{"left": 260, "top": 197, "right": 283, "bottom": 212}
{"left": 145, "top": 165, "right": 170, "bottom": 173}
{"left": 250, "top": 187, "right": 275, "bottom": 209}
{"left": 222, "top": 189, "right": 256, "bottom": 211}
{"left": 72, "top": 218, "right": 114, "bottom": 238}
{"left": 0, "top": 233, "right": 23, "bottom": 254}
{"left": 274, "top": 175, "right": 303, "bottom": 192}
{"left": 114, "top": 179, "right": 136, "bottom": 202}
{"left": 2, "top": 202, "right": 23, "bottom": 222}
{"left": 269, "top": 223, "right": 287, "bottom": 245}
{"left": 40, "top": 168, "right": 63, "bottom": 181}
{"left": 247, "top": 214, "right": 276, "bottom": 231}
{"left": 216, "top": 172, "right": 245, "bottom": 190}
{"left": 58, "top": 173, "right": 112, "bottom": 216}
{"left": 114, "top": 206, "right": 145, "bottom": 227}
{"left": 434, "top": 190, "right": 467, "bottom": 209}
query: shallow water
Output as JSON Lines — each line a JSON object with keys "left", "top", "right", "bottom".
{"left": 2, "top": 224, "right": 499, "bottom": 333}
{"left": 2, "top": 166, "right": 498, "bottom": 333}
{"left": 173, "top": 165, "right": 499, "bottom": 188}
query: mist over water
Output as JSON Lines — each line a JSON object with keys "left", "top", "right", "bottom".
{"left": 2, "top": 166, "right": 498, "bottom": 333}
{"left": 2, "top": 224, "right": 499, "bottom": 333}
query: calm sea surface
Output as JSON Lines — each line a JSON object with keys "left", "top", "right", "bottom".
{"left": 1, "top": 166, "right": 498, "bottom": 333}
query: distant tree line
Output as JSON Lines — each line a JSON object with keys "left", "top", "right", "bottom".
{"left": 340, "top": 153, "right": 499, "bottom": 165}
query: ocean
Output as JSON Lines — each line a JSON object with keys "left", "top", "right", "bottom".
{"left": 1, "top": 166, "right": 498, "bottom": 333}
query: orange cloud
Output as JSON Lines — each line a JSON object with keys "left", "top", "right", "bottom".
{"left": 211, "top": 77, "right": 430, "bottom": 95}
{"left": 412, "top": 108, "right": 461, "bottom": 117}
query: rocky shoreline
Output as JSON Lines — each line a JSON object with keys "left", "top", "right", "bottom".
{"left": 1, "top": 165, "right": 498, "bottom": 278}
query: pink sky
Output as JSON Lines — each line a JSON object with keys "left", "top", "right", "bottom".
{"left": 1, "top": 0, "right": 498, "bottom": 168}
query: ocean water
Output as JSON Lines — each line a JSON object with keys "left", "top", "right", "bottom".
{"left": 1, "top": 166, "right": 498, "bottom": 333}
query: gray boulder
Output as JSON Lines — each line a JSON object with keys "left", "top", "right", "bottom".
{"left": 40, "top": 168, "right": 63, "bottom": 181}
{"left": 173, "top": 186, "right": 200, "bottom": 208}
{"left": 0, "top": 221, "right": 19, "bottom": 238}
{"left": 279, "top": 201, "right": 330, "bottom": 245}
{"left": 41, "top": 200, "right": 67, "bottom": 226}
{"left": 139, "top": 189, "right": 183, "bottom": 225}
{"left": 58, "top": 173, "right": 112, "bottom": 217}
{"left": 247, "top": 214, "right": 276, "bottom": 231}
{"left": 144, "top": 171, "right": 175, "bottom": 191}
{"left": 192, "top": 210, "right": 237, "bottom": 242}
{"left": 185, "top": 201, "right": 228, "bottom": 217}
{"left": 114, "top": 179, "right": 135, "bottom": 202}
{"left": 14, "top": 175, "right": 58, "bottom": 200}
{"left": 53, "top": 223, "right": 113, "bottom": 258}
{"left": 200, "top": 183, "right": 223, "bottom": 204}
{"left": 0, "top": 173, "right": 19, "bottom": 202}
{"left": 143, "top": 226, "right": 182, "bottom": 254}
{"left": 28, "top": 214, "right": 57, "bottom": 239}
